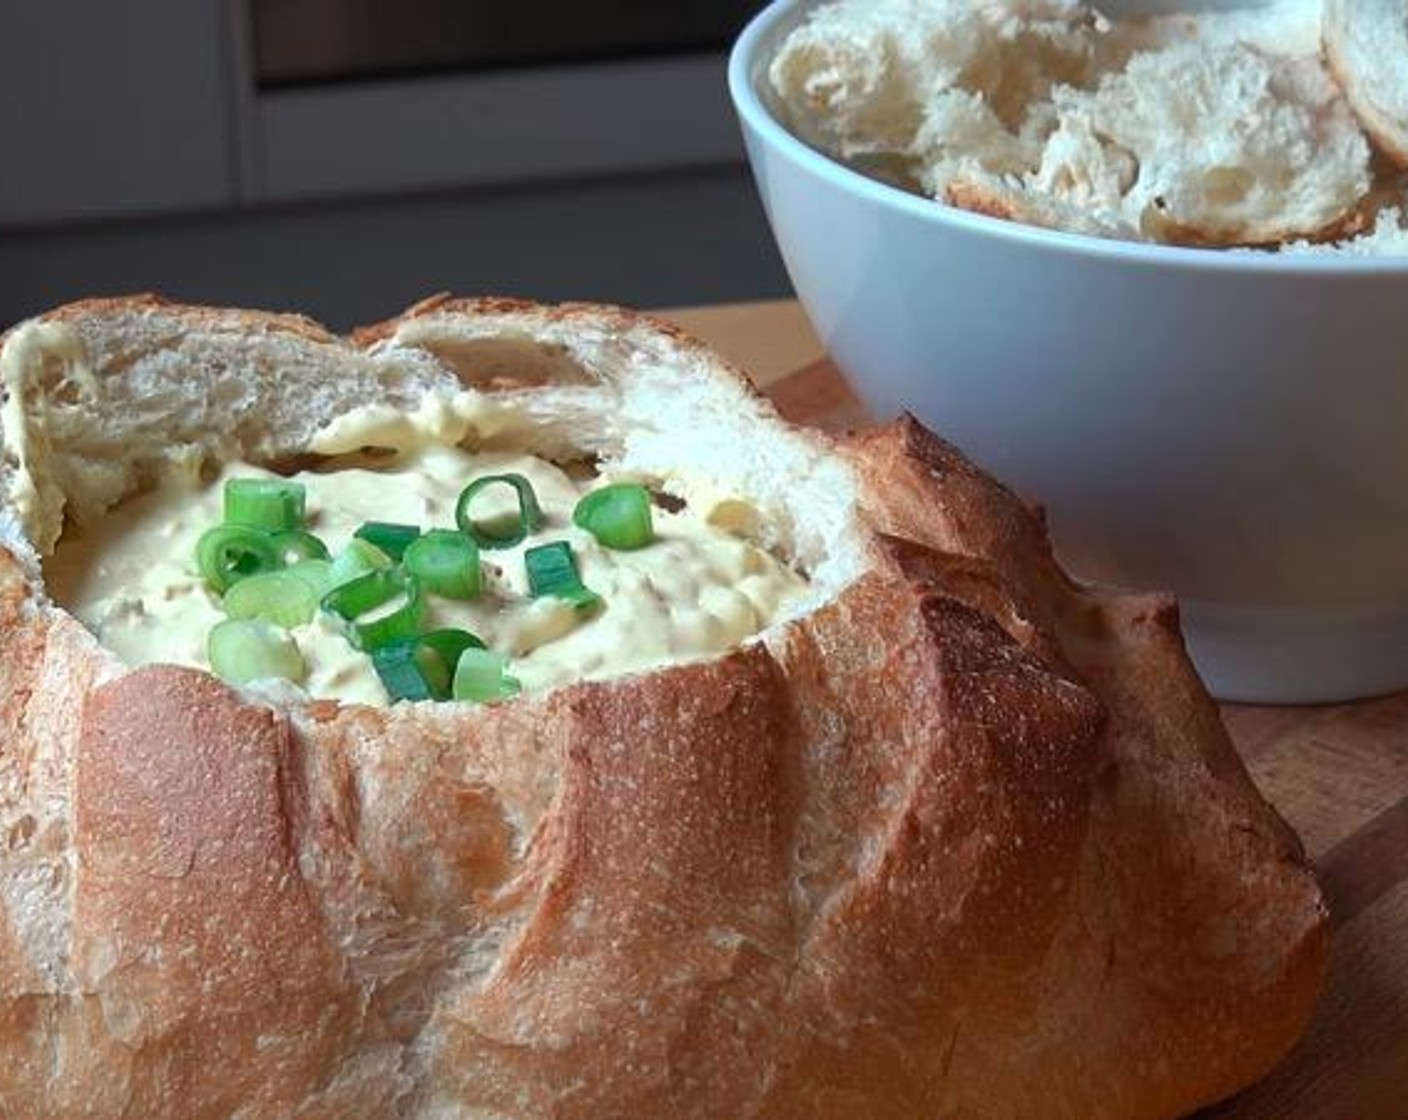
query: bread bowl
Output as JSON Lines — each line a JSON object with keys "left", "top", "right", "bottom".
{"left": 0, "top": 295, "right": 1326, "bottom": 1117}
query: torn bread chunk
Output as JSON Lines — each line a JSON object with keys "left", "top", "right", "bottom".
{"left": 1047, "top": 40, "right": 1371, "bottom": 245}
{"left": 1324, "top": 0, "right": 1408, "bottom": 170}
{"left": 769, "top": 0, "right": 1108, "bottom": 185}
{"left": 770, "top": 0, "right": 1377, "bottom": 249}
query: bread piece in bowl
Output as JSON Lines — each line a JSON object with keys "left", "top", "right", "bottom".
{"left": 771, "top": 0, "right": 1373, "bottom": 248}
{"left": 1324, "top": 0, "right": 1408, "bottom": 170}
{"left": 0, "top": 295, "right": 1326, "bottom": 1117}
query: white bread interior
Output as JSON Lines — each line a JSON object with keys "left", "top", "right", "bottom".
{"left": 0, "top": 296, "right": 1328, "bottom": 1119}
{"left": 770, "top": 0, "right": 1380, "bottom": 248}
{"left": 1323, "top": 0, "right": 1408, "bottom": 169}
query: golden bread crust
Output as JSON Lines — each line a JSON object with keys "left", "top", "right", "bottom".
{"left": 0, "top": 300, "right": 1327, "bottom": 1118}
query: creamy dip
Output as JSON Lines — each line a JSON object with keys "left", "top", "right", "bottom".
{"left": 45, "top": 445, "right": 807, "bottom": 706}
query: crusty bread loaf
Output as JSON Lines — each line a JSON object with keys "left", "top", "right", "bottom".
{"left": 771, "top": 0, "right": 1376, "bottom": 247}
{"left": 0, "top": 296, "right": 1327, "bottom": 1117}
{"left": 1324, "top": 0, "right": 1408, "bottom": 169}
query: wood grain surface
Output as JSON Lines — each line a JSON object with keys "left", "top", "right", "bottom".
{"left": 765, "top": 354, "right": 1408, "bottom": 1120}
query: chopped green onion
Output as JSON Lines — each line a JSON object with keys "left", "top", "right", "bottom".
{"left": 403, "top": 529, "right": 481, "bottom": 599}
{"left": 417, "top": 628, "right": 486, "bottom": 694}
{"left": 572, "top": 483, "right": 655, "bottom": 550}
{"left": 208, "top": 618, "right": 305, "bottom": 685}
{"left": 456, "top": 474, "right": 545, "bottom": 549}
{"left": 371, "top": 641, "right": 435, "bottom": 702}
{"left": 270, "top": 528, "right": 330, "bottom": 565}
{"left": 452, "top": 647, "right": 522, "bottom": 704}
{"left": 283, "top": 558, "right": 334, "bottom": 598}
{"left": 327, "top": 538, "right": 394, "bottom": 589}
{"left": 224, "top": 478, "right": 306, "bottom": 531}
{"left": 222, "top": 570, "right": 319, "bottom": 628}
{"left": 373, "top": 628, "right": 486, "bottom": 702}
{"left": 321, "top": 568, "right": 425, "bottom": 651}
{"left": 196, "top": 526, "right": 280, "bottom": 593}
{"left": 524, "top": 540, "right": 600, "bottom": 610}
{"left": 354, "top": 521, "right": 420, "bottom": 561}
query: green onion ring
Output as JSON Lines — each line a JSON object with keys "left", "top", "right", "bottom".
{"left": 372, "top": 645, "right": 432, "bottom": 702}
{"left": 221, "top": 570, "right": 320, "bottom": 628}
{"left": 321, "top": 568, "right": 426, "bottom": 651}
{"left": 224, "top": 478, "right": 306, "bottom": 531}
{"left": 403, "top": 529, "right": 481, "bottom": 599}
{"left": 208, "top": 618, "right": 306, "bottom": 685}
{"left": 353, "top": 521, "right": 421, "bottom": 561}
{"left": 524, "top": 540, "right": 600, "bottom": 610}
{"left": 327, "top": 538, "right": 394, "bottom": 590}
{"left": 373, "top": 628, "right": 486, "bottom": 701}
{"left": 572, "top": 483, "right": 654, "bottom": 550}
{"left": 270, "top": 528, "right": 330, "bottom": 566}
{"left": 197, "top": 525, "right": 280, "bottom": 593}
{"left": 455, "top": 474, "right": 545, "bottom": 550}
{"left": 452, "top": 647, "right": 522, "bottom": 704}
{"left": 282, "top": 558, "right": 334, "bottom": 598}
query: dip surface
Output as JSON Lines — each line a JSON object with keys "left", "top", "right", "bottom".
{"left": 45, "top": 445, "right": 807, "bottom": 705}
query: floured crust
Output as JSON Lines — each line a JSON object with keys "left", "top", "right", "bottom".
{"left": 0, "top": 298, "right": 1327, "bottom": 1118}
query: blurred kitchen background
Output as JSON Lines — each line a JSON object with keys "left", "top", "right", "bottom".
{"left": 0, "top": 0, "right": 788, "bottom": 329}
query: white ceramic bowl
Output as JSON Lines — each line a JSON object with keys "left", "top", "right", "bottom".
{"left": 729, "top": 0, "right": 1408, "bottom": 704}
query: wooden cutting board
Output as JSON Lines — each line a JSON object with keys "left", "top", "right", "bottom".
{"left": 743, "top": 340, "right": 1408, "bottom": 1119}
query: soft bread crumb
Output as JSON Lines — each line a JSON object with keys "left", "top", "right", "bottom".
{"left": 770, "top": 0, "right": 1381, "bottom": 249}
{"left": 1324, "top": 0, "right": 1408, "bottom": 169}
{"left": 1050, "top": 40, "right": 1370, "bottom": 245}
{"left": 770, "top": 0, "right": 1106, "bottom": 185}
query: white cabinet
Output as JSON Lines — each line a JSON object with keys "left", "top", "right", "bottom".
{"left": 0, "top": 0, "right": 235, "bottom": 226}
{"left": 0, "top": 1, "right": 743, "bottom": 227}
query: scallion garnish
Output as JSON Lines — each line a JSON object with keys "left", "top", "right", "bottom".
{"left": 222, "top": 570, "right": 319, "bottom": 628}
{"left": 224, "top": 478, "right": 306, "bottom": 532}
{"left": 403, "top": 529, "right": 481, "bottom": 599}
{"left": 196, "top": 525, "right": 280, "bottom": 593}
{"left": 371, "top": 641, "right": 435, "bottom": 702}
{"left": 353, "top": 521, "right": 421, "bottom": 561}
{"left": 373, "top": 628, "right": 486, "bottom": 701}
{"left": 327, "top": 538, "right": 394, "bottom": 590}
{"left": 417, "top": 628, "right": 486, "bottom": 691}
{"left": 455, "top": 474, "right": 545, "bottom": 549}
{"left": 572, "top": 483, "right": 654, "bottom": 550}
{"left": 283, "top": 558, "right": 334, "bottom": 598}
{"left": 524, "top": 540, "right": 600, "bottom": 610}
{"left": 452, "top": 647, "right": 522, "bottom": 704}
{"left": 321, "top": 568, "right": 426, "bottom": 651}
{"left": 270, "top": 528, "right": 330, "bottom": 566}
{"left": 208, "top": 618, "right": 305, "bottom": 685}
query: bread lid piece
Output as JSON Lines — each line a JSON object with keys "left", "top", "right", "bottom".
{"left": 0, "top": 296, "right": 1328, "bottom": 1117}
{"left": 1324, "top": 0, "right": 1408, "bottom": 169}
